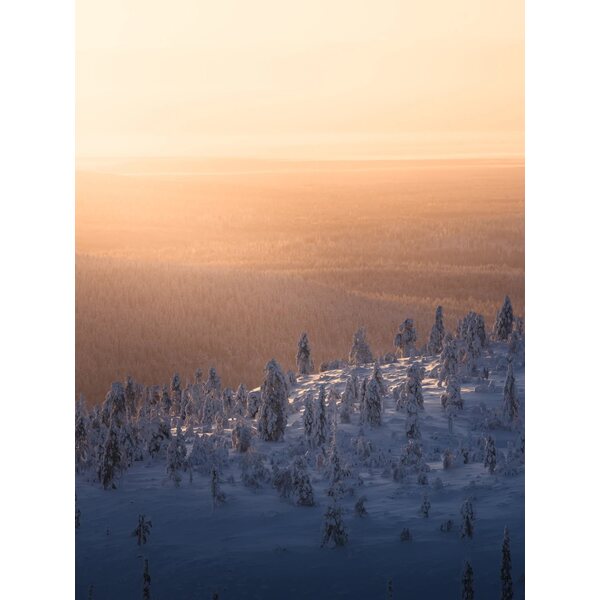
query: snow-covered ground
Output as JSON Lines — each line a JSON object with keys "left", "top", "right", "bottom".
{"left": 76, "top": 346, "right": 524, "bottom": 599}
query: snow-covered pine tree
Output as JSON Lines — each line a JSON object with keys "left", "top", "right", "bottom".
{"left": 405, "top": 392, "right": 421, "bottom": 440}
{"left": 170, "top": 373, "right": 182, "bottom": 416}
{"left": 363, "top": 377, "right": 383, "bottom": 427}
{"left": 484, "top": 435, "right": 497, "bottom": 474}
{"left": 132, "top": 514, "right": 153, "bottom": 546}
{"left": 221, "top": 387, "right": 234, "bottom": 418}
{"left": 98, "top": 422, "right": 123, "bottom": 489}
{"left": 124, "top": 375, "right": 137, "bottom": 418}
{"left": 312, "top": 385, "right": 329, "bottom": 446}
{"left": 303, "top": 392, "right": 315, "bottom": 446}
{"left": 210, "top": 466, "right": 226, "bottom": 508}
{"left": 461, "top": 498, "right": 475, "bottom": 539}
{"left": 321, "top": 500, "right": 348, "bottom": 547}
{"left": 503, "top": 360, "right": 519, "bottom": 424}
{"left": 439, "top": 333, "right": 459, "bottom": 385}
{"left": 501, "top": 526, "right": 513, "bottom": 600}
{"left": 420, "top": 494, "right": 431, "bottom": 518}
{"left": 233, "top": 384, "right": 248, "bottom": 417}
{"left": 257, "top": 359, "right": 288, "bottom": 442}
{"left": 428, "top": 306, "right": 445, "bottom": 355}
{"left": 205, "top": 367, "right": 222, "bottom": 398}
{"left": 160, "top": 385, "right": 171, "bottom": 416}
{"left": 372, "top": 362, "right": 388, "bottom": 396}
{"left": 461, "top": 561, "right": 474, "bottom": 600}
{"left": 103, "top": 382, "right": 128, "bottom": 428}
{"left": 441, "top": 376, "right": 463, "bottom": 411}
{"left": 194, "top": 368, "right": 203, "bottom": 386}
{"left": 166, "top": 423, "right": 187, "bottom": 486}
{"left": 349, "top": 327, "right": 374, "bottom": 365}
{"left": 75, "top": 396, "right": 89, "bottom": 472}
{"left": 296, "top": 332, "right": 314, "bottom": 375}
{"left": 292, "top": 456, "right": 315, "bottom": 506}
{"left": 394, "top": 318, "right": 418, "bottom": 358}
{"left": 232, "top": 420, "right": 252, "bottom": 453}
{"left": 399, "top": 364, "right": 424, "bottom": 410}
{"left": 246, "top": 391, "right": 261, "bottom": 419}
{"left": 494, "top": 295, "right": 514, "bottom": 341}
{"left": 354, "top": 496, "right": 367, "bottom": 517}
{"left": 142, "top": 559, "right": 151, "bottom": 600}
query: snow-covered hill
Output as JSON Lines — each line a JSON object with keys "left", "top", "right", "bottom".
{"left": 76, "top": 330, "right": 524, "bottom": 599}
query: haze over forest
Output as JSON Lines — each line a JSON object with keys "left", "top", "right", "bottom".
{"left": 76, "top": 157, "right": 523, "bottom": 404}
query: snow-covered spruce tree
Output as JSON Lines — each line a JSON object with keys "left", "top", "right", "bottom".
{"left": 303, "top": 392, "right": 315, "bottom": 446}
{"left": 439, "top": 333, "right": 459, "bottom": 385}
{"left": 358, "top": 376, "right": 368, "bottom": 424}
{"left": 160, "top": 385, "right": 171, "bottom": 416}
{"left": 364, "top": 377, "right": 383, "bottom": 427}
{"left": 484, "top": 435, "right": 497, "bottom": 474}
{"left": 98, "top": 423, "right": 124, "bottom": 489}
{"left": 349, "top": 327, "right": 374, "bottom": 365}
{"left": 508, "top": 329, "right": 525, "bottom": 367}
{"left": 103, "top": 382, "right": 128, "bottom": 428}
{"left": 124, "top": 375, "right": 137, "bottom": 418}
{"left": 257, "top": 359, "right": 288, "bottom": 442}
{"left": 132, "top": 514, "right": 152, "bottom": 546}
{"left": 420, "top": 494, "right": 431, "bottom": 518}
{"left": 340, "top": 375, "right": 357, "bottom": 424}
{"left": 142, "top": 559, "right": 151, "bottom": 600}
{"left": 221, "top": 387, "right": 234, "bottom": 418}
{"left": 461, "top": 498, "right": 475, "bottom": 539}
{"left": 394, "top": 318, "right": 418, "bottom": 358}
{"left": 461, "top": 561, "right": 474, "bottom": 600}
{"left": 232, "top": 420, "right": 252, "bottom": 453}
{"left": 372, "top": 362, "right": 388, "bottom": 396}
{"left": 399, "top": 364, "right": 424, "bottom": 411}
{"left": 405, "top": 393, "right": 421, "bottom": 440}
{"left": 321, "top": 500, "right": 348, "bottom": 547}
{"left": 354, "top": 496, "right": 367, "bottom": 517}
{"left": 312, "top": 385, "right": 329, "bottom": 447}
{"left": 441, "top": 376, "right": 463, "bottom": 411}
{"left": 501, "top": 526, "right": 513, "bottom": 600}
{"left": 166, "top": 424, "right": 187, "bottom": 487}
{"left": 194, "top": 368, "right": 203, "bottom": 386}
{"left": 428, "top": 306, "right": 445, "bottom": 355}
{"left": 246, "top": 391, "right": 261, "bottom": 419}
{"left": 494, "top": 295, "right": 514, "bottom": 341}
{"left": 75, "top": 397, "right": 89, "bottom": 472}
{"left": 233, "top": 383, "right": 248, "bottom": 417}
{"left": 170, "top": 373, "right": 182, "bottom": 416}
{"left": 296, "top": 332, "right": 314, "bottom": 375}
{"left": 292, "top": 456, "right": 315, "bottom": 506}
{"left": 205, "top": 367, "right": 222, "bottom": 398}
{"left": 210, "top": 466, "right": 226, "bottom": 508}
{"left": 503, "top": 360, "right": 519, "bottom": 424}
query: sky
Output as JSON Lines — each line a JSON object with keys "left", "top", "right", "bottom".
{"left": 77, "top": 0, "right": 523, "bottom": 160}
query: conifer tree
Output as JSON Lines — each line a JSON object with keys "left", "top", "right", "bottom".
{"left": 321, "top": 500, "right": 348, "bottom": 547}
{"left": 420, "top": 494, "right": 431, "bottom": 518}
{"left": 132, "top": 514, "right": 153, "bottom": 546}
{"left": 160, "top": 385, "right": 171, "bottom": 416}
{"left": 124, "top": 375, "right": 137, "bottom": 418}
{"left": 233, "top": 383, "right": 248, "bottom": 416}
{"left": 142, "top": 559, "right": 151, "bottom": 600}
{"left": 313, "top": 385, "right": 329, "bottom": 446}
{"left": 170, "top": 373, "right": 182, "bottom": 416}
{"left": 340, "top": 375, "right": 357, "bottom": 424}
{"left": 494, "top": 295, "right": 514, "bottom": 341}
{"left": 75, "top": 397, "right": 89, "bottom": 472}
{"left": 441, "top": 376, "right": 463, "bottom": 411}
{"left": 205, "top": 367, "right": 222, "bottom": 398}
{"left": 166, "top": 423, "right": 187, "bottom": 486}
{"left": 400, "top": 364, "right": 424, "bottom": 410}
{"left": 439, "top": 333, "right": 459, "bottom": 385}
{"left": 98, "top": 423, "right": 124, "bottom": 489}
{"left": 292, "top": 456, "right": 315, "bottom": 506}
{"left": 461, "top": 561, "right": 474, "bottom": 600}
{"left": 349, "top": 327, "right": 374, "bottom": 365}
{"left": 461, "top": 498, "right": 475, "bottom": 539}
{"left": 372, "top": 362, "right": 387, "bottom": 396}
{"left": 501, "top": 526, "right": 513, "bottom": 600}
{"left": 428, "top": 305, "right": 445, "bottom": 355}
{"left": 103, "top": 382, "right": 128, "bottom": 428}
{"left": 364, "top": 377, "right": 383, "bottom": 427}
{"left": 303, "top": 392, "right": 315, "bottom": 446}
{"left": 405, "top": 393, "right": 420, "bottom": 440}
{"left": 296, "top": 332, "right": 314, "bottom": 375}
{"left": 503, "top": 361, "right": 519, "bottom": 424}
{"left": 211, "top": 466, "right": 226, "bottom": 508}
{"left": 394, "top": 318, "right": 418, "bottom": 358}
{"left": 257, "top": 359, "right": 288, "bottom": 442}
{"left": 232, "top": 420, "right": 252, "bottom": 453}
{"left": 484, "top": 435, "right": 497, "bottom": 474}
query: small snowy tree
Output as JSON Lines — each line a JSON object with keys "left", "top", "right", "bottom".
{"left": 75, "top": 397, "right": 89, "bottom": 472}
{"left": 461, "top": 561, "right": 474, "bottom": 600}
{"left": 312, "top": 385, "right": 329, "bottom": 447}
{"left": 405, "top": 393, "right": 420, "bottom": 440}
{"left": 292, "top": 457, "right": 315, "bottom": 506}
{"left": 340, "top": 375, "right": 357, "bottom": 424}
{"left": 484, "top": 435, "right": 497, "bottom": 474}
{"left": 439, "top": 333, "right": 459, "bottom": 385}
{"left": 363, "top": 377, "right": 383, "bottom": 427}
{"left": 160, "top": 385, "right": 171, "bottom": 416}
{"left": 166, "top": 424, "right": 187, "bottom": 486}
{"left": 257, "top": 360, "right": 288, "bottom": 442}
{"left": 132, "top": 514, "right": 152, "bottom": 546}
{"left": 142, "top": 559, "right": 151, "bottom": 600}
{"left": 98, "top": 423, "right": 124, "bottom": 489}
{"left": 232, "top": 420, "right": 252, "bottom": 453}
{"left": 233, "top": 384, "right": 248, "bottom": 417}
{"left": 321, "top": 500, "right": 348, "bottom": 547}
{"left": 372, "top": 362, "right": 387, "bottom": 396}
{"left": 303, "top": 392, "right": 315, "bottom": 445}
{"left": 124, "top": 375, "right": 137, "bottom": 417}
{"left": 205, "top": 367, "right": 222, "bottom": 398}
{"left": 461, "top": 498, "right": 475, "bottom": 539}
{"left": 503, "top": 360, "right": 519, "bottom": 424}
{"left": 296, "top": 332, "right": 314, "bottom": 375}
{"left": 501, "top": 526, "right": 513, "bottom": 600}
{"left": 103, "top": 382, "right": 128, "bottom": 428}
{"left": 170, "top": 373, "right": 182, "bottom": 416}
{"left": 494, "top": 295, "right": 514, "bottom": 341}
{"left": 428, "top": 306, "right": 445, "bottom": 355}
{"left": 354, "top": 496, "right": 367, "bottom": 517}
{"left": 394, "top": 318, "right": 418, "bottom": 358}
{"left": 441, "top": 376, "right": 463, "bottom": 411}
{"left": 210, "top": 466, "right": 226, "bottom": 508}
{"left": 420, "top": 494, "right": 431, "bottom": 518}
{"left": 399, "top": 364, "right": 424, "bottom": 410}
{"left": 349, "top": 327, "right": 374, "bottom": 365}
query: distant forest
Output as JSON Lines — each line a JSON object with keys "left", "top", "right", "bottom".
{"left": 76, "top": 159, "right": 523, "bottom": 403}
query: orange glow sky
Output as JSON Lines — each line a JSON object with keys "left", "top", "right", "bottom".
{"left": 77, "top": 0, "right": 523, "bottom": 160}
